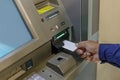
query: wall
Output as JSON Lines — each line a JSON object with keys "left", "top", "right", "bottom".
{"left": 98, "top": 0, "right": 120, "bottom": 80}
{"left": 61, "top": 0, "right": 81, "bottom": 42}
{"left": 99, "top": 0, "right": 120, "bottom": 43}
{"left": 88, "top": 0, "right": 99, "bottom": 41}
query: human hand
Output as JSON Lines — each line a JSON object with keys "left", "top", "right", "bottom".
{"left": 76, "top": 40, "right": 100, "bottom": 62}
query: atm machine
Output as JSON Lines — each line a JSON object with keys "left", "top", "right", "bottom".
{"left": 0, "top": 0, "right": 87, "bottom": 80}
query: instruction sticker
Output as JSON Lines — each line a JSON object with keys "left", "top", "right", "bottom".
{"left": 37, "top": 5, "right": 54, "bottom": 14}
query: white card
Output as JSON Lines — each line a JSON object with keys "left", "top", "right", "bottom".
{"left": 62, "top": 40, "right": 77, "bottom": 52}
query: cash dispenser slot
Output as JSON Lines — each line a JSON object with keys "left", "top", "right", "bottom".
{"left": 47, "top": 52, "right": 76, "bottom": 76}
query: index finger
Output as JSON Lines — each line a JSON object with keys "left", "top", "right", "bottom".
{"left": 76, "top": 41, "right": 86, "bottom": 48}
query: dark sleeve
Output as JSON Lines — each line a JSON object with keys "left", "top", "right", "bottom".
{"left": 99, "top": 44, "right": 120, "bottom": 68}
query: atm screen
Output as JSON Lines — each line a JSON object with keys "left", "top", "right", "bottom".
{"left": 0, "top": 0, "right": 32, "bottom": 58}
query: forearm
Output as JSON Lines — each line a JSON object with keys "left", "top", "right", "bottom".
{"left": 99, "top": 44, "right": 120, "bottom": 68}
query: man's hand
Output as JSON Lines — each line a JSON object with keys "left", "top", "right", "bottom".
{"left": 76, "top": 40, "right": 100, "bottom": 62}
